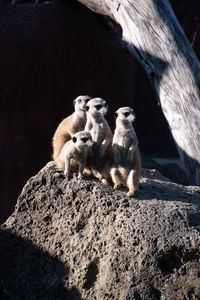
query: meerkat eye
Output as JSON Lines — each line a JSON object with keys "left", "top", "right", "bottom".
{"left": 86, "top": 105, "right": 89, "bottom": 111}
{"left": 78, "top": 99, "right": 82, "bottom": 103}
{"left": 72, "top": 137, "right": 77, "bottom": 143}
{"left": 124, "top": 112, "right": 130, "bottom": 117}
{"left": 95, "top": 105, "right": 102, "bottom": 110}
{"left": 81, "top": 137, "right": 88, "bottom": 143}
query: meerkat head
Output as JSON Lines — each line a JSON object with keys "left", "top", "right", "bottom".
{"left": 86, "top": 98, "right": 108, "bottom": 117}
{"left": 73, "top": 95, "right": 91, "bottom": 112}
{"left": 72, "top": 131, "right": 93, "bottom": 150}
{"left": 115, "top": 107, "right": 136, "bottom": 123}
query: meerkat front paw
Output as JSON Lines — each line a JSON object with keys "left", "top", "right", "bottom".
{"left": 64, "top": 171, "right": 70, "bottom": 179}
{"left": 127, "top": 190, "right": 135, "bottom": 197}
{"left": 113, "top": 183, "right": 121, "bottom": 190}
{"left": 77, "top": 173, "right": 84, "bottom": 179}
{"left": 101, "top": 178, "right": 109, "bottom": 185}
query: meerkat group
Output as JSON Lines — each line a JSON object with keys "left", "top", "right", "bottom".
{"left": 52, "top": 95, "right": 141, "bottom": 196}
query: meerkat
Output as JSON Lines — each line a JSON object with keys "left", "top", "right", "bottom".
{"left": 55, "top": 131, "right": 93, "bottom": 179}
{"left": 52, "top": 95, "right": 91, "bottom": 160}
{"left": 84, "top": 97, "right": 113, "bottom": 184}
{"left": 110, "top": 107, "right": 141, "bottom": 196}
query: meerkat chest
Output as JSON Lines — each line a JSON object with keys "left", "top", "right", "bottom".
{"left": 72, "top": 117, "right": 86, "bottom": 133}
{"left": 90, "top": 122, "right": 105, "bottom": 143}
{"left": 113, "top": 130, "right": 133, "bottom": 147}
{"left": 116, "top": 135, "right": 130, "bottom": 148}
{"left": 71, "top": 148, "right": 86, "bottom": 161}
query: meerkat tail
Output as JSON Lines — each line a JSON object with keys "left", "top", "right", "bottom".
{"left": 52, "top": 134, "right": 69, "bottom": 160}
{"left": 55, "top": 158, "right": 65, "bottom": 170}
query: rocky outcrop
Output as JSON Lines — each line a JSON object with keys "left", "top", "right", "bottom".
{"left": 1, "top": 162, "right": 200, "bottom": 299}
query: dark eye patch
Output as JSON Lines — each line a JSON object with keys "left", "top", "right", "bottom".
{"left": 95, "top": 105, "right": 102, "bottom": 110}
{"left": 81, "top": 137, "right": 88, "bottom": 143}
{"left": 72, "top": 137, "right": 77, "bottom": 143}
{"left": 77, "top": 99, "right": 82, "bottom": 103}
{"left": 124, "top": 112, "right": 130, "bottom": 117}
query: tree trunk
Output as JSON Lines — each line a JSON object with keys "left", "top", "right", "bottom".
{"left": 77, "top": 0, "right": 200, "bottom": 186}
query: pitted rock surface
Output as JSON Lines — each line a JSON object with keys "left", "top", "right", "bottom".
{"left": 1, "top": 161, "right": 200, "bottom": 299}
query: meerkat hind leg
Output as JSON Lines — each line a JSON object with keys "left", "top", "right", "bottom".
{"left": 64, "top": 157, "right": 71, "bottom": 179}
{"left": 53, "top": 133, "right": 70, "bottom": 160}
{"left": 110, "top": 168, "right": 123, "bottom": 190}
{"left": 92, "top": 170, "right": 109, "bottom": 185}
{"left": 126, "top": 169, "right": 139, "bottom": 196}
{"left": 77, "top": 159, "right": 85, "bottom": 179}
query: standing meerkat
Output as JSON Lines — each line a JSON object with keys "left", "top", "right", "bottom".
{"left": 52, "top": 95, "right": 91, "bottom": 160}
{"left": 55, "top": 131, "right": 93, "bottom": 179}
{"left": 110, "top": 107, "right": 141, "bottom": 196}
{"left": 84, "top": 97, "right": 113, "bottom": 184}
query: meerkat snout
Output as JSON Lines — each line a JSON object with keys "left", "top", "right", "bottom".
{"left": 72, "top": 132, "right": 93, "bottom": 148}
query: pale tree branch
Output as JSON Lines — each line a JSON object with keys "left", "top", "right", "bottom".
{"left": 77, "top": 0, "right": 200, "bottom": 185}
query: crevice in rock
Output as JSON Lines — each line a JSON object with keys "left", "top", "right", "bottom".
{"left": 157, "top": 248, "right": 200, "bottom": 275}
{"left": 75, "top": 219, "right": 86, "bottom": 233}
{"left": 82, "top": 260, "right": 99, "bottom": 290}
{"left": 150, "top": 285, "right": 161, "bottom": 299}
{"left": 134, "top": 291, "right": 142, "bottom": 300}
{"left": 157, "top": 249, "right": 182, "bottom": 274}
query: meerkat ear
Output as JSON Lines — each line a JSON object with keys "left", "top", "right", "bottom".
{"left": 131, "top": 109, "right": 136, "bottom": 116}
{"left": 86, "top": 97, "right": 91, "bottom": 102}
{"left": 86, "top": 105, "right": 89, "bottom": 111}
{"left": 87, "top": 132, "right": 92, "bottom": 140}
{"left": 114, "top": 111, "right": 118, "bottom": 118}
{"left": 72, "top": 137, "right": 77, "bottom": 143}
{"left": 73, "top": 99, "right": 76, "bottom": 107}
{"left": 103, "top": 100, "right": 108, "bottom": 110}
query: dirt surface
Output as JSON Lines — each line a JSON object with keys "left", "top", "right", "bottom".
{"left": 1, "top": 161, "right": 200, "bottom": 299}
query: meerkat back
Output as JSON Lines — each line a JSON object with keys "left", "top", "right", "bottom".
{"left": 52, "top": 95, "right": 91, "bottom": 160}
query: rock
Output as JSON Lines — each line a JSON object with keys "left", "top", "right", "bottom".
{"left": 1, "top": 162, "right": 200, "bottom": 299}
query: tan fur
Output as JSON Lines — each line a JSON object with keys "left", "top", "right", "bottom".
{"left": 55, "top": 131, "right": 92, "bottom": 179}
{"left": 84, "top": 98, "right": 113, "bottom": 184}
{"left": 110, "top": 107, "right": 141, "bottom": 196}
{"left": 52, "top": 95, "right": 91, "bottom": 160}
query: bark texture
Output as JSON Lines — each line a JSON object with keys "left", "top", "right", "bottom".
{"left": 78, "top": 0, "right": 200, "bottom": 186}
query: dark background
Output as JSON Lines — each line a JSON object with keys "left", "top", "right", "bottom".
{"left": 0, "top": 0, "right": 199, "bottom": 223}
